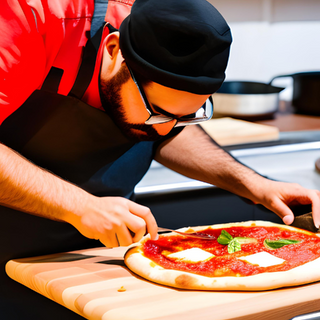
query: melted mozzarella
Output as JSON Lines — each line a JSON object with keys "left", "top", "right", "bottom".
{"left": 238, "top": 251, "right": 285, "bottom": 267}
{"left": 167, "top": 248, "right": 214, "bottom": 263}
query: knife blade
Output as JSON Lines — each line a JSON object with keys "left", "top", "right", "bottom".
{"left": 158, "top": 227, "right": 214, "bottom": 240}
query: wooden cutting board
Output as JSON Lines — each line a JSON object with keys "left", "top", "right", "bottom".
{"left": 6, "top": 247, "right": 320, "bottom": 320}
{"left": 200, "top": 117, "right": 279, "bottom": 146}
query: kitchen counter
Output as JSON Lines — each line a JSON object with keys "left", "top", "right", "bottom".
{"left": 134, "top": 113, "right": 320, "bottom": 228}
{"left": 136, "top": 105, "right": 320, "bottom": 197}
{"left": 135, "top": 130, "right": 320, "bottom": 196}
{"left": 257, "top": 112, "right": 320, "bottom": 132}
{"left": 6, "top": 246, "right": 320, "bottom": 320}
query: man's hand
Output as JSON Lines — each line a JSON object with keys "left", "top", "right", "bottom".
{"left": 250, "top": 179, "right": 320, "bottom": 227}
{"left": 0, "top": 143, "right": 158, "bottom": 248}
{"left": 155, "top": 125, "right": 320, "bottom": 227}
{"left": 67, "top": 196, "right": 159, "bottom": 248}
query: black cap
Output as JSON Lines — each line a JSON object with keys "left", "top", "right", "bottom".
{"left": 119, "top": 0, "right": 232, "bottom": 94}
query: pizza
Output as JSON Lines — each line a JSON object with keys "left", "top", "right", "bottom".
{"left": 124, "top": 221, "right": 320, "bottom": 291}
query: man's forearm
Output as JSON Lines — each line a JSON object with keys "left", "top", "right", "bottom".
{"left": 0, "top": 143, "right": 89, "bottom": 221}
{"left": 155, "top": 125, "right": 320, "bottom": 227}
{"left": 0, "top": 143, "right": 159, "bottom": 246}
{"left": 154, "top": 125, "right": 263, "bottom": 201}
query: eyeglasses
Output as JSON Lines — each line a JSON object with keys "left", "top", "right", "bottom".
{"left": 128, "top": 67, "right": 214, "bottom": 128}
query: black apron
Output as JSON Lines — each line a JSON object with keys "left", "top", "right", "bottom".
{"left": 0, "top": 24, "right": 155, "bottom": 318}
{"left": 0, "top": 89, "right": 155, "bottom": 197}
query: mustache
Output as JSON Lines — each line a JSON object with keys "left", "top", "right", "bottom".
{"left": 120, "top": 122, "right": 164, "bottom": 141}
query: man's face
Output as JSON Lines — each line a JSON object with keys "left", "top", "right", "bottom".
{"left": 100, "top": 63, "right": 210, "bottom": 141}
{"left": 100, "top": 65, "right": 163, "bottom": 141}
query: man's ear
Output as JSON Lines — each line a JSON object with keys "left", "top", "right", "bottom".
{"left": 105, "top": 32, "right": 121, "bottom": 60}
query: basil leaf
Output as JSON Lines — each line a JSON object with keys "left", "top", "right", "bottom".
{"left": 217, "top": 231, "right": 253, "bottom": 253}
{"left": 264, "top": 239, "right": 301, "bottom": 250}
{"left": 217, "top": 230, "right": 233, "bottom": 245}
{"left": 228, "top": 239, "right": 241, "bottom": 253}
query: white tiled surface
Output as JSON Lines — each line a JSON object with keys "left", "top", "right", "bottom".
{"left": 135, "top": 141, "right": 320, "bottom": 195}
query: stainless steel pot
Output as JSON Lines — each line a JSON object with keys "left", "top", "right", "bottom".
{"left": 212, "top": 81, "right": 284, "bottom": 120}
{"left": 270, "top": 71, "right": 320, "bottom": 116}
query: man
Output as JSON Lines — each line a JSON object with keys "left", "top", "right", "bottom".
{"left": 0, "top": 0, "right": 319, "bottom": 318}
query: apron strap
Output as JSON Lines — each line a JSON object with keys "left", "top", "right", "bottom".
{"left": 68, "top": 23, "right": 105, "bottom": 99}
{"left": 41, "top": 67, "right": 64, "bottom": 93}
{"left": 39, "top": 23, "right": 116, "bottom": 99}
{"left": 38, "top": 21, "right": 108, "bottom": 99}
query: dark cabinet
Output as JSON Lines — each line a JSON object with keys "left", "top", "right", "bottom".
{"left": 136, "top": 187, "right": 284, "bottom": 229}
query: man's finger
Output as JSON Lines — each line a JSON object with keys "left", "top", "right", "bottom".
{"left": 100, "top": 232, "right": 119, "bottom": 248}
{"left": 267, "top": 197, "right": 294, "bottom": 225}
{"left": 125, "top": 215, "right": 146, "bottom": 242}
{"left": 115, "top": 225, "right": 134, "bottom": 247}
{"left": 128, "top": 201, "right": 158, "bottom": 240}
{"left": 282, "top": 214, "right": 294, "bottom": 225}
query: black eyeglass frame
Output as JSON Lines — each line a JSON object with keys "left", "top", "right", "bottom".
{"left": 128, "top": 67, "right": 214, "bottom": 128}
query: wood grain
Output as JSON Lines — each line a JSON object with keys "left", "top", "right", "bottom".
{"left": 257, "top": 114, "right": 320, "bottom": 132}
{"left": 5, "top": 247, "right": 320, "bottom": 320}
{"left": 200, "top": 117, "right": 279, "bottom": 146}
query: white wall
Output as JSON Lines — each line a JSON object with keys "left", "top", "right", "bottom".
{"left": 227, "top": 21, "right": 320, "bottom": 82}
{"left": 208, "top": 0, "right": 320, "bottom": 99}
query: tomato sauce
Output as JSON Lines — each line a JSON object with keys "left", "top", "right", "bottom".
{"left": 143, "top": 226, "right": 320, "bottom": 277}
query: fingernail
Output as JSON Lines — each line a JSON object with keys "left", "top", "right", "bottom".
{"left": 155, "top": 233, "right": 159, "bottom": 240}
{"left": 283, "top": 215, "right": 292, "bottom": 225}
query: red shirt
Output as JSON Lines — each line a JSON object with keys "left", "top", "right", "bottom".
{"left": 0, "top": 0, "right": 133, "bottom": 124}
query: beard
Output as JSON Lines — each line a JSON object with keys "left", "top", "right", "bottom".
{"left": 99, "top": 65, "right": 164, "bottom": 142}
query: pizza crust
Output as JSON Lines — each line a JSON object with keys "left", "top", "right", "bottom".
{"left": 124, "top": 221, "right": 320, "bottom": 291}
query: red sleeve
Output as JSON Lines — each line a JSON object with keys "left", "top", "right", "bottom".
{"left": 104, "top": 0, "right": 134, "bottom": 29}
{"left": 0, "top": 0, "right": 47, "bottom": 124}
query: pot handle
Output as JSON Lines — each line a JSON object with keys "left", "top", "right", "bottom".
{"left": 268, "top": 73, "right": 295, "bottom": 86}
